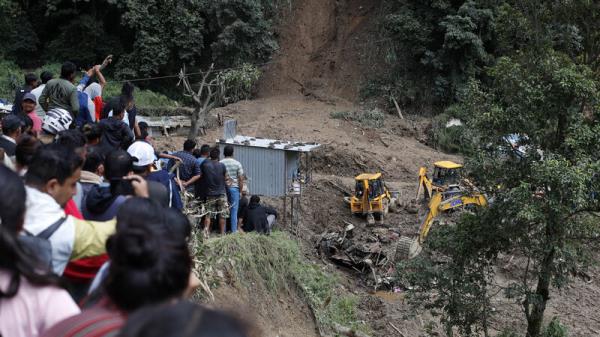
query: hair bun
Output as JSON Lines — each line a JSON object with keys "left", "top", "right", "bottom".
{"left": 110, "top": 226, "right": 161, "bottom": 269}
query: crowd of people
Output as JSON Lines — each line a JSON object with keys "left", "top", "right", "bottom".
{"left": 0, "top": 61, "right": 277, "bottom": 337}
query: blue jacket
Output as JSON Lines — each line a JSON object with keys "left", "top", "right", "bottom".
{"left": 147, "top": 170, "right": 183, "bottom": 210}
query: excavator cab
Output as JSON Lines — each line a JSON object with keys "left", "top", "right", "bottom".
{"left": 417, "top": 161, "right": 463, "bottom": 200}
{"left": 432, "top": 161, "right": 462, "bottom": 186}
{"left": 350, "top": 173, "right": 391, "bottom": 224}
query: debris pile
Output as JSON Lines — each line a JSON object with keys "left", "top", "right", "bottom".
{"left": 317, "top": 222, "right": 402, "bottom": 290}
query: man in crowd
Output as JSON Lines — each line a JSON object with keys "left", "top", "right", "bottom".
{"left": 12, "top": 73, "right": 38, "bottom": 115}
{"left": 0, "top": 115, "right": 23, "bottom": 159}
{"left": 20, "top": 93, "right": 42, "bottom": 135}
{"left": 102, "top": 82, "right": 139, "bottom": 137}
{"left": 76, "top": 146, "right": 104, "bottom": 210}
{"left": 98, "top": 96, "right": 133, "bottom": 151}
{"left": 168, "top": 139, "right": 201, "bottom": 192}
{"left": 242, "top": 195, "right": 278, "bottom": 234}
{"left": 83, "top": 150, "right": 135, "bottom": 221}
{"left": 39, "top": 61, "right": 79, "bottom": 118}
{"left": 193, "top": 144, "right": 210, "bottom": 200}
{"left": 128, "top": 140, "right": 183, "bottom": 209}
{"left": 30, "top": 71, "right": 53, "bottom": 118}
{"left": 193, "top": 144, "right": 210, "bottom": 166}
{"left": 22, "top": 144, "right": 126, "bottom": 275}
{"left": 220, "top": 145, "right": 244, "bottom": 233}
{"left": 200, "top": 147, "right": 229, "bottom": 236}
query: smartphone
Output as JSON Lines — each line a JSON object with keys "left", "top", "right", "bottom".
{"left": 109, "top": 178, "right": 135, "bottom": 196}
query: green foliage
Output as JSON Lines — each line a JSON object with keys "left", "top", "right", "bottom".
{"left": 375, "top": 0, "right": 600, "bottom": 113}
{"left": 0, "top": 1, "right": 38, "bottom": 63}
{"left": 0, "top": 0, "right": 278, "bottom": 97}
{"left": 218, "top": 63, "right": 261, "bottom": 103}
{"left": 204, "top": 0, "right": 278, "bottom": 67}
{"left": 375, "top": 0, "right": 495, "bottom": 110}
{"left": 429, "top": 105, "right": 477, "bottom": 154}
{"left": 542, "top": 318, "right": 568, "bottom": 337}
{"left": 0, "top": 60, "right": 61, "bottom": 100}
{"left": 397, "top": 213, "right": 497, "bottom": 336}
{"left": 199, "top": 232, "right": 369, "bottom": 335}
{"left": 102, "top": 81, "right": 178, "bottom": 108}
{"left": 116, "top": 0, "right": 206, "bottom": 79}
{"left": 400, "top": 49, "right": 600, "bottom": 336}
{"left": 330, "top": 108, "right": 386, "bottom": 128}
{"left": 0, "top": 58, "right": 176, "bottom": 107}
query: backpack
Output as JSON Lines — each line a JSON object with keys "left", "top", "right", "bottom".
{"left": 19, "top": 217, "right": 67, "bottom": 271}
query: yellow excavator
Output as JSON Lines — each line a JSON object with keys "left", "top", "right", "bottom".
{"left": 397, "top": 162, "right": 488, "bottom": 259}
{"left": 349, "top": 173, "right": 392, "bottom": 224}
{"left": 416, "top": 160, "right": 464, "bottom": 200}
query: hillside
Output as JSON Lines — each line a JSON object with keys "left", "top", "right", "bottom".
{"left": 259, "top": 0, "right": 383, "bottom": 101}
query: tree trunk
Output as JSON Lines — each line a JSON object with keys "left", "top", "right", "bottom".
{"left": 187, "top": 107, "right": 201, "bottom": 140}
{"left": 526, "top": 247, "right": 555, "bottom": 337}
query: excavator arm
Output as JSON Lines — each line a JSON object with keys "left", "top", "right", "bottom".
{"left": 416, "top": 167, "right": 433, "bottom": 200}
{"left": 418, "top": 193, "right": 487, "bottom": 243}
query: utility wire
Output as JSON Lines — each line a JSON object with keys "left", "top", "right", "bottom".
{"left": 108, "top": 35, "right": 403, "bottom": 84}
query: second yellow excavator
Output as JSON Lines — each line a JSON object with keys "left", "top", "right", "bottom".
{"left": 397, "top": 163, "right": 488, "bottom": 259}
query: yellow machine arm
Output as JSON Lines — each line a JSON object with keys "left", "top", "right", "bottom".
{"left": 418, "top": 192, "right": 487, "bottom": 243}
{"left": 416, "top": 167, "right": 433, "bottom": 200}
{"left": 361, "top": 180, "right": 371, "bottom": 214}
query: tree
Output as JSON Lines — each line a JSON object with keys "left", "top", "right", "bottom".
{"left": 376, "top": 0, "right": 495, "bottom": 111}
{"left": 399, "top": 50, "right": 600, "bottom": 336}
{"left": 178, "top": 63, "right": 261, "bottom": 140}
{"left": 178, "top": 64, "right": 223, "bottom": 140}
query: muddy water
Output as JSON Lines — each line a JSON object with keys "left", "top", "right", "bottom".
{"left": 373, "top": 290, "right": 405, "bottom": 303}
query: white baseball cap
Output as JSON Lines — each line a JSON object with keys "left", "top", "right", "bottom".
{"left": 127, "top": 141, "right": 157, "bottom": 167}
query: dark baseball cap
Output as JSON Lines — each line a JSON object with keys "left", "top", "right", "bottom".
{"left": 2, "top": 115, "right": 24, "bottom": 131}
{"left": 22, "top": 92, "right": 37, "bottom": 103}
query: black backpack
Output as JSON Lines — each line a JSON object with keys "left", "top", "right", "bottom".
{"left": 19, "top": 217, "right": 66, "bottom": 271}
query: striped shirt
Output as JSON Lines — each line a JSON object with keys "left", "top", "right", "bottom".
{"left": 220, "top": 158, "right": 244, "bottom": 188}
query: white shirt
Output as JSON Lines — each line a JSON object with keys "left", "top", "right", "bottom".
{"left": 30, "top": 84, "right": 46, "bottom": 118}
{"left": 23, "top": 186, "right": 76, "bottom": 275}
{"left": 1, "top": 134, "right": 16, "bottom": 144}
{"left": 108, "top": 110, "right": 130, "bottom": 127}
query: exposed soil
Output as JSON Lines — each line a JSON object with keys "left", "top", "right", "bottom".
{"left": 259, "top": 0, "right": 384, "bottom": 101}
{"left": 209, "top": 285, "right": 320, "bottom": 337}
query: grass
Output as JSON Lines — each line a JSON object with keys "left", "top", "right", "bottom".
{"left": 0, "top": 58, "right": 178, "bottom": 108}
{"left": 194, "top": 231, "right": 370, "bottom": 335}
{"left": 330, "top": 108, "right": 385, "bottom": 128}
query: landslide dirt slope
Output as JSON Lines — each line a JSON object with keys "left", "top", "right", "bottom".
{"left": 151, "top": 1, "right": 600, "bottom": 335}
{"left": 259, "top": 0, "right": 384, "bottom": 101}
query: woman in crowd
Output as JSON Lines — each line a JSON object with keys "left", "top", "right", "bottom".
{"left": 0, "top": 165, "right": 80, "bottom": 337}
{"left": 118, "top": 301, "right": 254, "bottom": 337}
{"left": 42, "top": 199, "right": 194, "bottom": 337}
{"left": 15, "top": 133, "right": 42, "bottom": 176}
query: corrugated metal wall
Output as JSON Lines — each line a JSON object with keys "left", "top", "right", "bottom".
{"left": 218, "top": 144, "right": 287, "bottom": 197}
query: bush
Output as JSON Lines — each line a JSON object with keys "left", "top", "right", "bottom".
{"left": 197, "top": 232, "right": 370, "bottom": 335}
{"left": 219, "top": 63, "right": 262, "bottom": 104}
{"left": 102, "top": 81, "right": 178, "bottom": 108}
{"left": 330, "top": 108, "right": 385, "bottom": 128}
{"left": 543, "top": 318, "right": 568, "bottom": 337}
{"left": 0, "top": 61, "right": 62, "bottom": 102}
{"left": 429, "top": 103, "right": 477, "bottom": 154}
